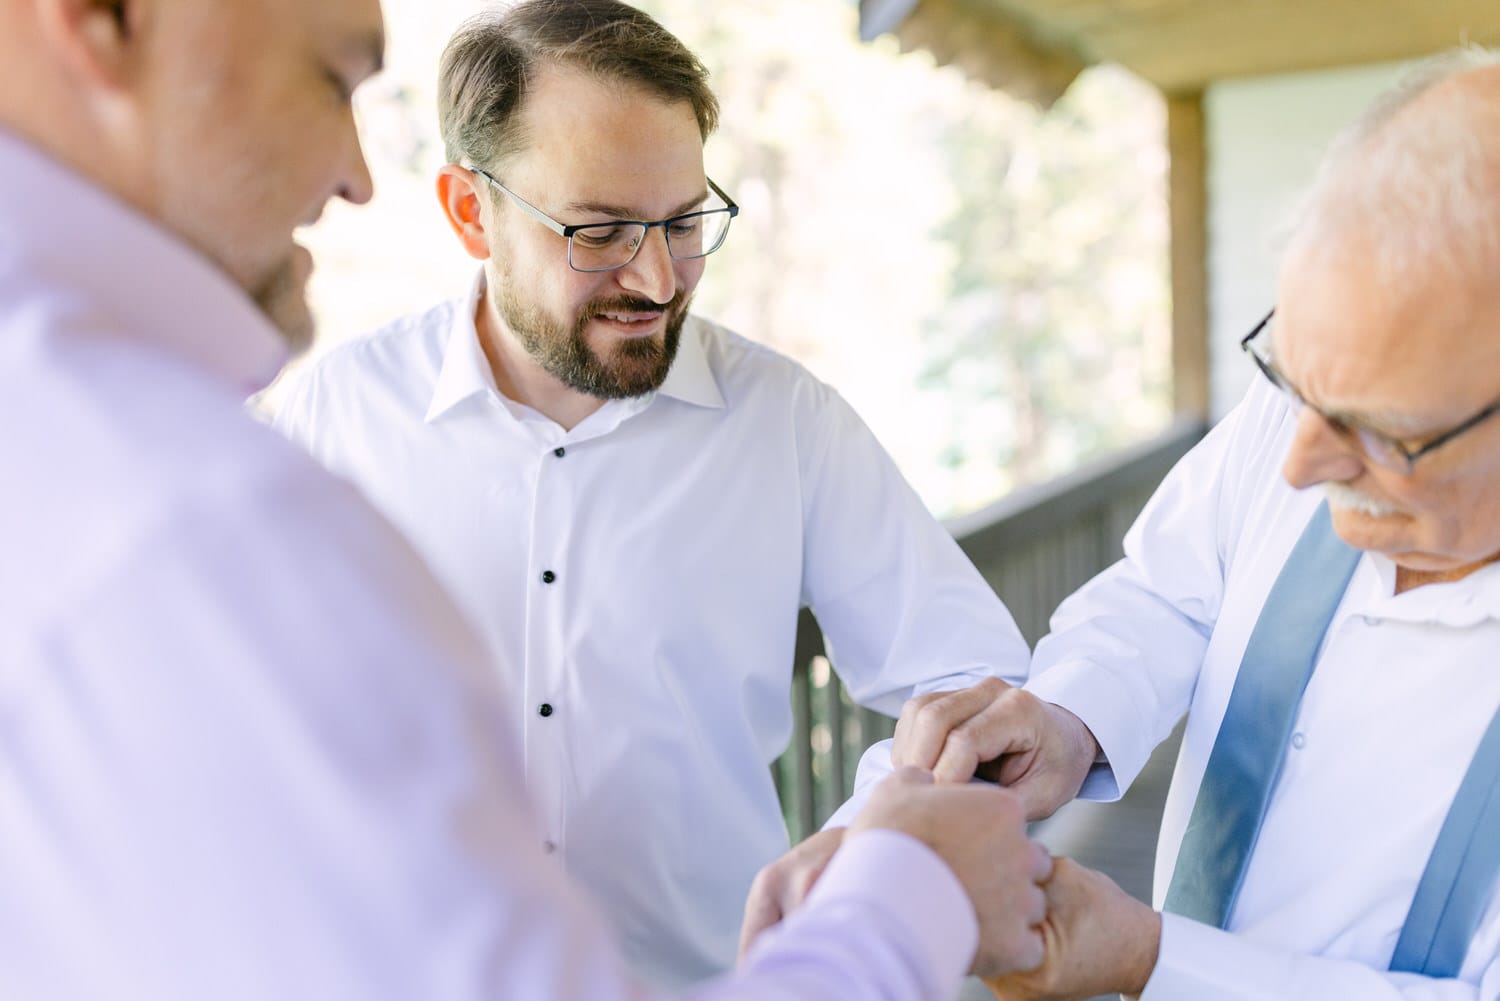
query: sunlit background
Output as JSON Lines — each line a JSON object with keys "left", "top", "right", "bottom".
{"left": 284, "top": 0, "right": 1171, "bottom": 519}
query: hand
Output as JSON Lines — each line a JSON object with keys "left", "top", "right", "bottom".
{"left": 982, "top": 857, "right": 1161, "bottom": 999}
{"left": 849, "top": 767, "right": 1053, "bottom": 976}
{"left": 893, "top": 678, "right": 1099, "bottom": 820}
{"left": 738, "top": 826, "right": 846, "bottom": 958}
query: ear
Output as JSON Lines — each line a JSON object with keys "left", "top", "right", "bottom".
{"left": 436, "top": 164, "right": 494, "bottom": 262}
{"left": 35, "top": 0, "right": 140, "bottom": 90}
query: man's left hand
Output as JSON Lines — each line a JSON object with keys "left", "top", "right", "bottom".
{"left": 981, "top": 857, "right": 1161, "bottom": 1000}
{"left": 893, "top": 678, "right": 1099, "bottom": 821}
{"left": 738, "top": 826, "right": 846, "bottom": 958}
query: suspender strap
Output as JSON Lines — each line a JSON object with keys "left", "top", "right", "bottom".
{"left": 1163, "top": 503, "right": 1360, "bottom": 927}
{"left": 1389, "top": 705, "right": 1500, "bottom": 977}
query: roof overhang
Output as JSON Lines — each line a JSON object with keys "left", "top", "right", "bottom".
{"left": 860, "top": 0, "right": 1500, "bottom": 104}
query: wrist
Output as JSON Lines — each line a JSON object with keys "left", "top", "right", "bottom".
{"left": 1049, "top": 702, "right": 1102, "bottom": 777}
{"left": 1122, "top": 907, "right": 1162, "bottom": 998}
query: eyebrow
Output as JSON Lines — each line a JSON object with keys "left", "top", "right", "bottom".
{"left": 1265, "top": 330, "right": 1437, "bottom": 438}
{"left": 563, "top": 189, "right": 711, "bottom": 221}
{"left": 1326, "top": 404, "right": 1433, "bottom": 439}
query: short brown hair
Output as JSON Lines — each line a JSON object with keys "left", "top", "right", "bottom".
{"left": 437, "top": 0, "right": 720, "bottom": 171}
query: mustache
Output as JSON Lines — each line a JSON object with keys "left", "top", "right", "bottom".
{"left": 1323, "top": 481, "right": 1399, "bottom": 517}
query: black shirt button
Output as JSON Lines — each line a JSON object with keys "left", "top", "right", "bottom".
{"left": 553, "top": 446, "right": 566, "bottom": 458}
{"left": 541, "top": 570, "right": 557, "bottom": 584}
{"left": 538, "top": 703, "right": 554, "bottom": 718}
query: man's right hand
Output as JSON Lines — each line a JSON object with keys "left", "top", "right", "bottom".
{"left": 849, "top": 767, "right": 1053, "bottom": 977}
{"left": 892, "top": 678, "right": 1099, "bottom": 821}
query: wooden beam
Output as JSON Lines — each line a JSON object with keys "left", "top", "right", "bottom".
{"left": 889, "top": 0, "right": 1086, "bottom": 109}
{"left": 976, "top": 0, "right": 1500, "bottom": 91}
{"left": 1167, "top": 92, "right": 1209, "bottom": 420}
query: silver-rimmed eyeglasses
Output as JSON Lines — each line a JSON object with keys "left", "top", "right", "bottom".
{"left": 470, "top": 167, "right": 738, "bottom": 273}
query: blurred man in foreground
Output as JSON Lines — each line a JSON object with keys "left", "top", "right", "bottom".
{"left": 0, "top": 0, "right": 1050, "bottom": 998}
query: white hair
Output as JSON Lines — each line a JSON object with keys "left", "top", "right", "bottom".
{"left": 1284, "top": 46, "right": 1500, "bottom": 284}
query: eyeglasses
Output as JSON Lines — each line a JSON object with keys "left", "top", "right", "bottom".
{"left": 469, "top": 167, "right": 738, "bottom": 273}
{"left": 1241, "top": 308, "right": 1500, "bottom": 474}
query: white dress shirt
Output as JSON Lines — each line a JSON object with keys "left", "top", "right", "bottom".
{"left": 1025, "top": 377, "right": 1500, "bottom": 1000}
{"left": 0, "top": 128, "right": 983, "bottom": 1001}
{"left": 268, "top": 271, "right": 1029, "bottom": 987}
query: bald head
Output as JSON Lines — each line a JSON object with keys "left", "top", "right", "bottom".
{"left": 1286, "top": 50, "right": 1500, "bottom": 290}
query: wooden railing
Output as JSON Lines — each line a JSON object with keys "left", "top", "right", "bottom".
{"left": 774, "top": 418, "right": 1206, "bottom": 840}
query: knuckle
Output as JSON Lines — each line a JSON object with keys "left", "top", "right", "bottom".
{"left": 913, "top": 698, "right": 951, "bottom": 726}
{"left": 902, "top": 691, "right": 945, "bottom": 715}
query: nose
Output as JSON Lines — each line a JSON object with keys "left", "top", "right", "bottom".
{"left": 1281, "top": 407, "right": 1366, "bottom": 490}
{"left": 339, "top": 120, "right": 376, "bottom": 207}
{"left": 615, "top": 225, "right": 676, "bottom": 304}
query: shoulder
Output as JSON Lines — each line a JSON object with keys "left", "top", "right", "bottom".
{"left": 688, "top": 315, "right": 845, "bottom": 415}
{"left": 1, "top": 326, "right": 408, "bottom": 630}
{"left": 271, "top": 298, "right": 457, "bottom": 423}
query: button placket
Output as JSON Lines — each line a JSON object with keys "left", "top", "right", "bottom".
{"left": 523, "top": 442, "right": 573, "bottom": 848}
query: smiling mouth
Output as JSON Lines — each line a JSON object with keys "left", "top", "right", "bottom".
{"left": 594, "top": 310, "right": 665, "bottom": 335}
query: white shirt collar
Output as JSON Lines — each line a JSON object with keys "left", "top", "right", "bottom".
{"left": 424, "top": 268, "right": 724, "bottom": 425}
{"left": 424, "top": 269, "right": 496, "bottom": 423}
{"left": 0, "top": 128, "right": 287, "bottom": 394}
{"left": 1356, "top": 551, "right": 1500, "bottom": 627}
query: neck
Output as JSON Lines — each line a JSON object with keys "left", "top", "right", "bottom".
{"left": 1395, "top": 554, "right": 1500, "bottom": 595}
{"left": 475, "top": 285, "right": 604, "bottom": 432}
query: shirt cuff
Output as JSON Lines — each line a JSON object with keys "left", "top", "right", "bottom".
{"left": 1025, "top": 660, "right": 1140, "bottom": 800}
{"left": 809, "top": 828, "right": 979, "bottom": 989}
{"left": 1140, "top": 913, "right": 1269, "bottom": 1001}
{"left": 824, "top": 739, "right": 895, "bottom": 830}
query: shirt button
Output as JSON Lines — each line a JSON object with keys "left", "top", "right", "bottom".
{"left": 541, "top": 570, "right": 557, "bottom": 584}
{"left": 1291, "top": 732, "right": 1307, "bottom": 749}
{"left": 542, "top": 840, "right": 558, "bottom": 854}
{"left": 538, "top": 703, "right": 554, "bottom": 718}
{"left": 553, "top": 446, "right": 566, "bottom": 458}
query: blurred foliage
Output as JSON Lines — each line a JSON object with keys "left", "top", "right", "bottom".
{"left": 311, "top": 0, "right": 1170, "bottom": 517}
{"left": 636, "top": 0, "right": 1171, "bottom": 515}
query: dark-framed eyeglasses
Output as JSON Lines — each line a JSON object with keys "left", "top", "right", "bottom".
{"left": 1240, "top": 308, "right": 1500, "bottom": 474}
{"left": 469, "top": 167, "right": 738, "bottom": 273}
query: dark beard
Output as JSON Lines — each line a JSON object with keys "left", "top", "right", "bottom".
{"left": 499, "top": 288, "right": 688, "bottom": 399}
{"left": 251, "top": 255, "right": 314, "bottom": 355}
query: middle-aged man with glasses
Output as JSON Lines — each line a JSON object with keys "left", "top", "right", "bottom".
{"left": 269, "top": 0, "right": 1031, "bottom": 989}
{"left": 780, "top": 47, "right": 1500, "bottom": 1001}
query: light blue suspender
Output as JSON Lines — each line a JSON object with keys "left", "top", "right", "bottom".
{"left": 1162, "top": 502, "right": 1500, "bottom": 977}
{"left": 1389, "top": 712, "right": 1500, "bottom": 976}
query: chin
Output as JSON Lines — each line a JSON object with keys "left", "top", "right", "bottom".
{"left": 251, "top": 252, "right": 316, "bottom": 354}
{"left": 1327, "top": 507, "right": 1407, "bottom": 553}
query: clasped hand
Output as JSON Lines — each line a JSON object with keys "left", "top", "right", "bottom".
{"left": 740, "top": 678, "right": 1158, "bottom": 997}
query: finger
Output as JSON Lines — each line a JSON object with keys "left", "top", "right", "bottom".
{"left": 890, "top": 765, "right": 936, "bottom": 786}
{"left": 1032, "top": 845, "right": 1056, "bottom": 883}
{"left": 1012, "top": 927, "right": 1046, "bottom": 974}
{"left": 891, "top": 691, "right": 948, "bottom": 767}
{"left": 900, "top": 678, "right": 1010, "bottom": 772}
{"left": 1023, "top": 882, "right": 1047, "bottom": 926}
{"left": 737, "top": 872, "right": 785, "bottom": 959}
{"left": 930, "top": 698, "right": 1030, "bottom": 784}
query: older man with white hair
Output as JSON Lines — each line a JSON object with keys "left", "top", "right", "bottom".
{"left": 754, "top": 48, "right": 1500, "bottom": 1001}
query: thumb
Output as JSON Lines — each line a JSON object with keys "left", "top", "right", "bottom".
{"left": 738, "top": 881, "right": 784, "bottom": 961}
